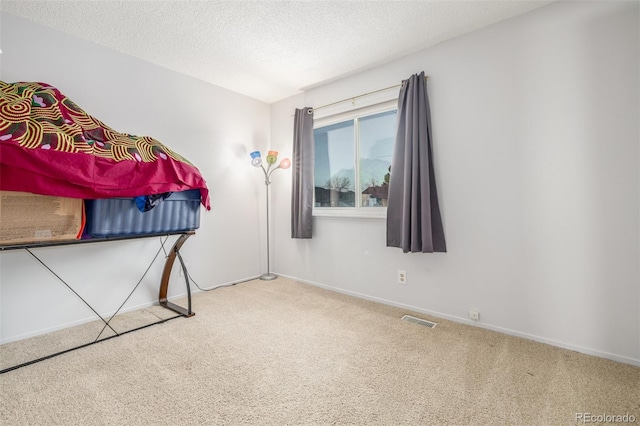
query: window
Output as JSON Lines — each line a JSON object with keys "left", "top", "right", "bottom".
{"left": 314, "top": 108, "right": 396, "bottom": 216}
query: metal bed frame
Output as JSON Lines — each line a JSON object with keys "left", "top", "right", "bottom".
{"left": 0, "top": 231, "right": 196, "bottom": 374}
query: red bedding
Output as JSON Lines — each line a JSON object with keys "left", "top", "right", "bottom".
{"left": 0, "top": 81, "right": 210, "bottom": 209}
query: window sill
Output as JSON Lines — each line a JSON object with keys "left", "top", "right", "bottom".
{"left": 313, "top": 208, "right": 386, "bottom": 220}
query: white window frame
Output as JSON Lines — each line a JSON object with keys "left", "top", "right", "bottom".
{"left": 313, "top": 98, "right": 397, "bottom": 219}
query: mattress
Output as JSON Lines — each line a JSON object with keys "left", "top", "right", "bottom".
{"left": 84, "top": 190, "right": 201, "bottom": 237}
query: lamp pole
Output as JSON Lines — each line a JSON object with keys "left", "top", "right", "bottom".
{"left": 250, "top": 151, "right": 290, "bottom": 281}
{"left": 261, "top": 165, "right": 276, "bottom": 280}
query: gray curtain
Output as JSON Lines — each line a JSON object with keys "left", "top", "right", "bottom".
{"left": 291, "top": 107, "right": 314, "bottom": 239}
{"left": 386, "top": 72, "right": 446, "bottom": 253}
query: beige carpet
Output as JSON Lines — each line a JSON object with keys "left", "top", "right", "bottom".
{"left": 1, "top": 278, "right": 638, "bottom": 425}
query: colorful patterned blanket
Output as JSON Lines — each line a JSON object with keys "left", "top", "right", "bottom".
{"left": 0, "top": 81, "right": 210, "bottom": 209}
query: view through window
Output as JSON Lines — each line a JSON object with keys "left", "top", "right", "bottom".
{"left": 314, "top": 109, "right": 396, "bottom": 210}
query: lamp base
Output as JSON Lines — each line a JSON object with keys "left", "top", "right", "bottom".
{"left": 259, "top": 273, "right": 278, "bottom": 281}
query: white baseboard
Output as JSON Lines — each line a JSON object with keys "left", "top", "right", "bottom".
{"left": 278, "top": 273, "right": 640, "bottom": 368}
{"left": 1, "top": 274, "right": 261, "bottom": 345}
{"left": 0, "top": 299, "right": 158, "bottom": 345}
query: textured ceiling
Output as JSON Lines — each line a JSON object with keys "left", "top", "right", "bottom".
{"left": 2, "top": 0, "right": 553, "bottom": 103}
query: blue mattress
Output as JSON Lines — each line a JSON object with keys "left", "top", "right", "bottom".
{"left": 84, "top": 190, "right": 201, "bottom": 237}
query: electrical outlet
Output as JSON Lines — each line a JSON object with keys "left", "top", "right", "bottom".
{"left": 468, "top": 310, "right": 480, "bottom": 320}
{"left": 398, "top": 270, "right": 407, "bottom": 285}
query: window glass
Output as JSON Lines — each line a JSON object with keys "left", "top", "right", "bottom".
{"left": 313, "top": 107, "right": 397, "bottom": 213}
{"left": 358, "top": 110, "right": 396, "bottom": 207}
{"left": 314, "top": 121, "right": 355, "bottom": 207}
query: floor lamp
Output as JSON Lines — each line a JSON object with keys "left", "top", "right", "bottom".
{"left": 250, "top": 150, "right": 290, "bottom": 280}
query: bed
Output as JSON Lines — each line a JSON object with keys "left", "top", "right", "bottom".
{"left": 0, "top": 81, "right": 209, "bottom": 372}
{"left": 0, "top": 81, "right": 210, "bottom": 209}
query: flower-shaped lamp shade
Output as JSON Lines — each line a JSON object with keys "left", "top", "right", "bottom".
{"left": 266, "top": 150, "right": 278, "bottom": 165}
{"left": 279, "top": 158, "right": 291, "bottom": 169}
{"left": 250, "top": 151, "right": 262, "bottom": 167}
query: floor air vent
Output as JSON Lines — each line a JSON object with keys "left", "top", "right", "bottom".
{"left": 401, "top": 315, "right": 437, "bottom": 328}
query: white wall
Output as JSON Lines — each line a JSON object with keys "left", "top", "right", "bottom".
{"left": 2, "top": 2, "right": 638, "bottom": 366}
{"left": 270, "top": 1, "right": 640, "bottom": 365}
{"left": 0, "top": 13, "right": 270, "bottom": 342}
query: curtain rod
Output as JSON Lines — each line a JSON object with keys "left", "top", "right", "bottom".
{"left": 308, "top": 75, "right": 428, "bottom": 114}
